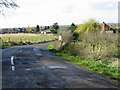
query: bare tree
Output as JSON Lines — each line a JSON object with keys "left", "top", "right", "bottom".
{"left": 0, "top": 0, "right": 19, "bottom": 15}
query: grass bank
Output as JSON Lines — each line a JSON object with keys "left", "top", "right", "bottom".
{"left": 1, "top": 40, "right": 54, "bottom": 49}
{"left": 47, "top": 44, "right": 120, "bottom": 82}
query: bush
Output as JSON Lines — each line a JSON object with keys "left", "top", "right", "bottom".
{"left": 60, "top": 32, "right": 119, "bottom": 68}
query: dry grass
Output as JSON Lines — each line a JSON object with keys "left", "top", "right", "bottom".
{"left": 0, "top": 33, "right": 53, "bottom": 37}
{"left": 1, "top": 33, "right": 57, "bottom": 42}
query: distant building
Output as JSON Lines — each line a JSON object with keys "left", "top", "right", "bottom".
{"left": 41, "top": 30, "right": 52, "bottom": 34}
{"left": 101, "top": 22, "right": 113, "bottom": 31}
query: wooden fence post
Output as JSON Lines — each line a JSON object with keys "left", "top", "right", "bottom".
{"left": 9, "top": 37, "right": 10, "bottom": 42}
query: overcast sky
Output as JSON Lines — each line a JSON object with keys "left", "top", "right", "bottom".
{"left": 0, "top": 0, "right": 118, "bottom": 28}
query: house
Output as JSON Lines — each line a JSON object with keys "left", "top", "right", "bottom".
{"left": 41, "top": 30, "right": 52, "bottom": 34}
{"left": 101, "top": 22, "right": 113, "bottom": 31}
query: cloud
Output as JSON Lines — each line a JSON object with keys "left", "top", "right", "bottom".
{"left": 90, "top": 1, "right": 118, "bottom": 11}
{"left": 0, "top": 0, "right": 118, "bottom": 28}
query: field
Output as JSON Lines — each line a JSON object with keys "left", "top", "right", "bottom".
{"left": 0, "top": 33, "right": 57, "bottom": 48}
{"left": 1, "top": 33, "right": 57, "bottom": 42}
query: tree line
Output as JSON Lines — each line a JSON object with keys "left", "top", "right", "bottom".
{"left": 0, "top": 22, "right": 60, "bottom": 34}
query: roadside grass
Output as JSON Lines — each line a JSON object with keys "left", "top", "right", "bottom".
{"left": 47, "top": 44, "right": 120, "bottom": 82}
{"left": 1, "top": 40, "right": 54, "bottom": 49}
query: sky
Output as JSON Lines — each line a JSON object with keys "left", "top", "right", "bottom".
{"left": 0, "top": 0, "right": 119, "bottom": 28}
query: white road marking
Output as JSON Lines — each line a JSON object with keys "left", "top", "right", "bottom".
{"left": 47, "top": 65, "right": 67, "bottom": 69}
{"left": 36, "top": 53, "right": 43, "bottom": 56}
{"left": 26, "top": 69, "right": 31, "bottom": 71}
{"left": 12, "top": 66, "right": 15, "bottom": 71}
{"left": 11, "top": 56, "right": 14, "bottom": 65}
{"left": 33, "top": 48, "right": 39, "bottom": 52}
{"left": 11, "top": 56, "right": 15, "bottom": 71}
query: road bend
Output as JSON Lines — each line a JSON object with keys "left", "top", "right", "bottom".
{"left": 2, "top": 42, "right": 119, "bottom": 88}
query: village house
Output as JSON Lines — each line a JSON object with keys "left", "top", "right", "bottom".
{"left": 101, "top": 22, "right": 113, "bottom": 31}
{"left": 41, "top": 30, "right": 52, "bottom": 34}
{"left": 100, "top": 22, "right": 119, "bottom": 34}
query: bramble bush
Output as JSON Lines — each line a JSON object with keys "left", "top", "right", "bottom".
{"left": 61, "top": 32, "right": 119, "bottom": 67}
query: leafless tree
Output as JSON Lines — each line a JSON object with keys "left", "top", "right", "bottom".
{"left": 0, "top": 0, "right": 19, "bottom": 15}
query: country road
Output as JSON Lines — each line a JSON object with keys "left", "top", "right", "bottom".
{"left": 1, "top": 42, "right": 119, "bottom": 89}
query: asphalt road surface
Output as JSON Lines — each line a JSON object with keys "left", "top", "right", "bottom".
{"left": 2, "top": 42, "right": 119, "bottom": 89}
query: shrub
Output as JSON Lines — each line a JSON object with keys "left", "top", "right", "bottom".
{"left": 60, "top": 32, "right": 119, "bottom": 68}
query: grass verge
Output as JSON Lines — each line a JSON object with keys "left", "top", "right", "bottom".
{"left": 1, "top": 40, "right": 54, "bottom": 49}
{"left": 47, "top": 44, "right": 120, "bottom": 82}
